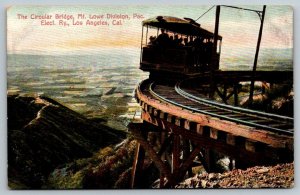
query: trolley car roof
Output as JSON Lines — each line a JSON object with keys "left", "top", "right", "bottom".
{"left": 142, "top": 16, "right": 222, "bottom": 40}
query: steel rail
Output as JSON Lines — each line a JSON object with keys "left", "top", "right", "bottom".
{"left": 144, "top": 81, "right": 293, "bottom": 136}
{"left": 177, "top": 79, "right": 293, "bottom": 122}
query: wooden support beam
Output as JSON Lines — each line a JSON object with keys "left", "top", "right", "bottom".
{"left": 223, "top": 84, "right": 228, "bottom": 100}
{"left": 234, "top": 83, "right": 239, "bottom": 106}
{"left": 167, "top": 114, "right": 175, "bottom": 123}
{"left": 144, "top": 103, "right": 149, "bottom": 111}
{"left": 157, "top": 133, "right": 174, "bottom": 156}
{"left": 197, "top": 150, "right": 211, "bottom": 172}
{"left": 153, "top": 108, "right": 160, "bottom": 117}
{"left": 175, "top": 117, "right": 185, "bottom": 128}
{"left": 131, "top": 128, "right": 176, "bottom": 186}
{"left": 218, "top": 130, "right": 227, "bottom": 142}
{"left": 141, "top": 102, "right": 145, "bottom": 109}
{"left": 148, "top": 106, "right": 153, "bottom": 114}
{"left": 245, "top": 139, "right": 266, "bottom": 153}
{"left": 172, "top": 134, "right": 181, "bottom": 176}
{"left": 159, "top": 111, "right": 167, "bottom": 120}
{"left": 189, "top": 121, "right": 197, "bottom": 131}
{"left": 141, "top": 111, "right": 158, "bottom": 126}
{"left": 229, "top": 158, "right": 234, "bottom": 170}
{"left": 225, "top": 90, "right": 235, "bottom": 101}
{"left": 196, "top": 124, "right": 204, "bottom": 135}
{"left": 160, "top": 131, "right": 166, "bottom": 157}
{"left": 178, "top": 145, "right": 202, "bottom": 179}
{"left": 245, "top": 139, "right": 257, "bottom": 152}
{"left": 129, "top": 123, "right": 148, "bottom": 188}
{"left": 210, "top": 128, "right": 218, "bottom": 139}
{"left": 182, "top": 138, "right": 193, "bottom": 177}
{"left": 184, "top": 120, "right": 190, "bottom": 130}
{"left": 216, "top": 87, "right": 228, "bottom": 104}
{"left": 131, "top": 143, "right": 145, "bottom": 188}
{"left": 204, "top": 149, "right": 215, "bottom": 173}
{"left": 226, "top": 134, "right": 236, "bottom": 146}
{"left": 160, "top": 131, "right": 166, "bottom": 188}
{"left": 202, "top": 126, "right": 211, "bottom": 137}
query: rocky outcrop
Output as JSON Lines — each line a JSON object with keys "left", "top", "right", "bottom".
{"left": 270, "top": 91, "right": 293, "bottom": 117}
{"left": 8, "top": 94, "right": 126, "bottom": 189}
{"left": 176, "top": 163, "right": 294, "bottom": 188}
{"left": 48, "top": 138, "right": 137, "bottom": 189}
{"left": 47, "top": 138, "right": 160, "bottom": 189}
{"left": 240, "top": 85, "right": 293, "bottom": 117}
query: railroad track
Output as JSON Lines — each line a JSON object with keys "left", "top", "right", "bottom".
{"left": 140, "top": 79, "right": 294, "bottom": 136}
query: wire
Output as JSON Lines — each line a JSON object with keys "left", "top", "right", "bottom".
{"left": 195, "top": 5, "right": 215, "bottom": 21}
{"left": 221, "top": 5, "right": 263, "bottom": 13}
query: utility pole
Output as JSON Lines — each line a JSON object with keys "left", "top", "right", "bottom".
{"left": 248, "top": 5, "right": 266, "bottom": 106}
{"left": 209, "top": 5, "right": 220, "bottom": 98}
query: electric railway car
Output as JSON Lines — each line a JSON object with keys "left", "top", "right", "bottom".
{"left": 139, "top": 16, "right": 222, "bottom": 79}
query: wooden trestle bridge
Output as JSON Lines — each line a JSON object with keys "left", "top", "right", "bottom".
{"left": 129, "top": 71, "right": 293, "bottom": 188}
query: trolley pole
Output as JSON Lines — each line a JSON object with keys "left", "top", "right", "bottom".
{"left": 209, "top": 5, "right": 220, "bottom": 98}
{"left": 248, "top": 5, "right": 266, "bottom": 106}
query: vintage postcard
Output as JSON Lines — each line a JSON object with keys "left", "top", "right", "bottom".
{"left": 7, "top": 5, "right": 293, "bottom": 189}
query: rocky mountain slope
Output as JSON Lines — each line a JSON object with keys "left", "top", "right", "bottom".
{"left": 8, "top": 94, "right": 126, "bottom": 189}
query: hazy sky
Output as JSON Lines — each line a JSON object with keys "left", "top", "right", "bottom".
{"left": 7, "top": 5, "right": 293, "bottom": 55}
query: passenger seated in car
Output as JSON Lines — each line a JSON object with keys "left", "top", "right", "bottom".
{"left": 148, "top": 36, "right": 156, "bottom": 46}
{"left": 156, "top": 29, "right": 169, "bottom": 47}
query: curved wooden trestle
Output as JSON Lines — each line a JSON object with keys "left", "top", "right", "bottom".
{"left": 129, "top": 79, "right": 293, "bottom": 188}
